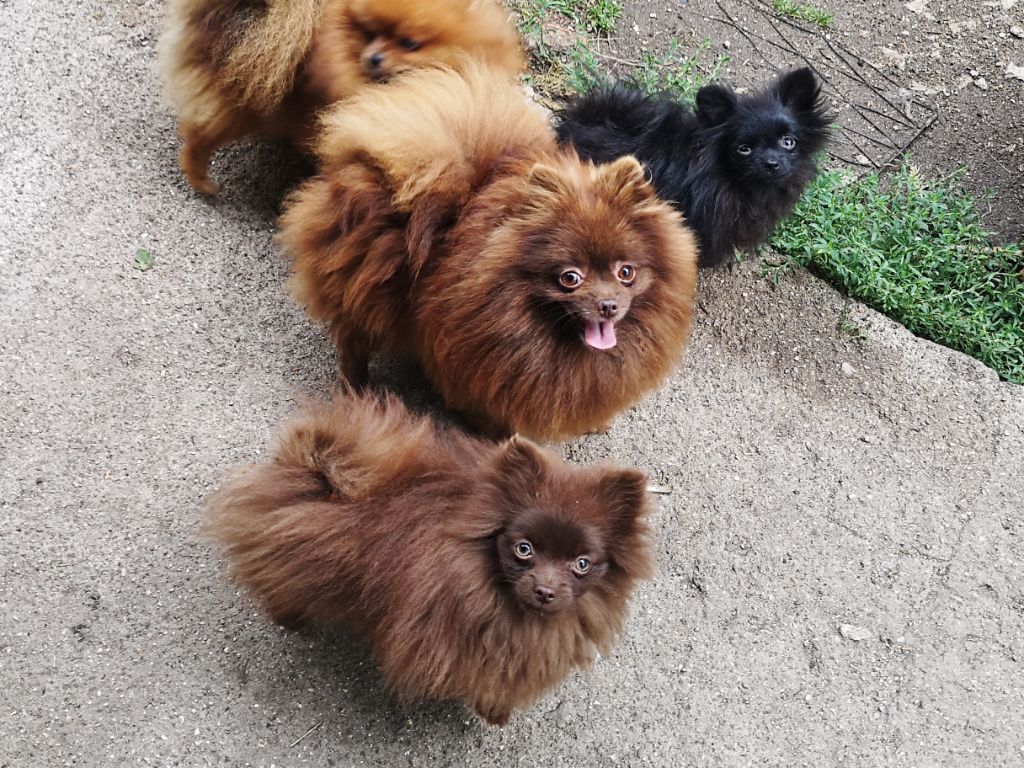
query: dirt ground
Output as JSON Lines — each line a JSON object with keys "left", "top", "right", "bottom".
{"left": 1, "top": 0, "right": 1023, "bottom": 766}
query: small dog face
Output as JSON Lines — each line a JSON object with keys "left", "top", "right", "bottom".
{"left": 512, "top": 156, "right": 663, "bottom": 352}
{"left": 487, "top": 438, "right": 649, "bottom": 616}
{"left": 550, "top": 260, "right": 641, "bottom": 351}
{"left": 497, "top": 509, "right": 609, "bottom": 614}
{"left": 347, "top": 4, "right": 434, "bottom": 81}
{"left": 725, "top": 116, "right": 802, "bottom": 183}
{"left": 345, "top": 0, "right": 488, "bottom": 82}
{"left": 697, "top": 67, "right": 827, "bottom": 186}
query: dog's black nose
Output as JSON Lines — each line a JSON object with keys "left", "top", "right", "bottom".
{"left": 368, "top": 52, "right": 384, "bottom": 69}
{"left": 763, "top": 158, "right": 780, "bottom": 172}
{"left": 534, "top": 585, "right": 555, "bottom": 603}
{"left": 598, "top": 299, "right": 617, "bottom": 318}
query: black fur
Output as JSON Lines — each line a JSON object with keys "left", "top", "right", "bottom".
{"left": 556, "top": 67, "right": 833, "bottom": 268}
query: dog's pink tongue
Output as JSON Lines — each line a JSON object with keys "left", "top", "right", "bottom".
{"left": 584, "top": 320, "right": 617, "bottom": 350}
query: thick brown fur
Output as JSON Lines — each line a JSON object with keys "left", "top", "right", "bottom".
{"left": 205, "top": 392, "right": 654, "bottom": 725}
{"left": 159, "top": 0, "right": 524, "bottom": 194}
{"left": 279, "top": 63, "right": 699, "bottom": 441}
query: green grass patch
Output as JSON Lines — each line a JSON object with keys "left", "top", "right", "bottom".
{"left": 511, "top": 0, "right": 721, "bottom": 102}
{"left": 562, "top": 40, "right": 603, "bottom": 94}
{"left": 513, "top": 0, "right": 619, "bottom": 36}
{"left": 561, "top": 37, "right": 728, "bottom": 102}
{"left": 768, "top": 167, "right": 1024, "bottom": 383}
{"left": 632, "top": 39, "right": 729, "bottom": 102}
{"left": 584, "top": 0, "right": 621, "bottom": 34}
{"left": 511, "top": 0, "right": 585, "bottom": 100}
{"left": 772, "top": 0, "right": 834, "bottom": 28}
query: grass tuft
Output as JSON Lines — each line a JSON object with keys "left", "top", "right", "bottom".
{"left": 772, "top": 0, "right": 834, "bottom": 28}
{"left": 512, "top": 0, "right": 722, "bottom": 101}
{"left": 632, "top": 39, "right": 729, "bottom": 102}
{"left": 585, "top": 0, "right": 621, "bottom": 34}
{"left": 768, "top": 167, "right": 1024, "bottom": 383}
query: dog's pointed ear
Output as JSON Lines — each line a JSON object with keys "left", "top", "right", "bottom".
{"left": 493, "top": 435, "right": 548, "bottom": 495}
{"left": 696, "top": 84, "right": 736, "bottom": 126}
{"left": 597, "top": 467, "right": 653, "bottom": 577}
{"left": 598, "top": 155, "right": 653, "bottom": 207}
{"left": 777, "top": 67, "right": 820, "bottom": 112}
{"left": 470, "top": 437, "right": 550, "bottom": 537}
{"left": 527, "top": 163, "right": 569, "bottom": 198}
{"left": 598, "top": 467, "right": 650, "bottom": 536}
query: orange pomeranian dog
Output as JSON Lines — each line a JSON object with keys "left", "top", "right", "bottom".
{"left": 159, "top": 0, "right": 524, "bottom": 194}
{"left": 206, "top": 392, "right": 654, "bottom": 725}
{"left": 279, "top": 63, "right": 699, "bottom": 441}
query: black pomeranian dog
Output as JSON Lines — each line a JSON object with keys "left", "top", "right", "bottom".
{"left": 556, "top": 67, "right": 833, "bottom": 268}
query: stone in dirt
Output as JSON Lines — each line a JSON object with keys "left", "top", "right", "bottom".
{"left": 881, "top": 48, "right": 907, "bottom": 70}
{"left": 839, "top": 624, "right": 874, "bottom": 642}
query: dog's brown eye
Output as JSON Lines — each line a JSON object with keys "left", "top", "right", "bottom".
{"left": 398, "top": 38, "right": 421, "bottom": 51}
{"left": 737, "top": 144, "right": 752, "bottom": 156}
{"left": 572, "top": 557, "right": 591, "bottom": 576}
{"left": 780, "top": 135, "right": 796, "bottom": 150}
{"left": 514, "top": 541, "right": 534, "bottom": 560}
{"left": 617, "top": 264, "right": 636, "bottom": 285}
{"left": 559, "top": 270, "right": 584, "bottom": 290}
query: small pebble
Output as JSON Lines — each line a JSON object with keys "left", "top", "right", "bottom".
{"left": 841, "top": 362, "right": 856, "bottom": 377}
{"left": 839, "top": 624, "right": 873, "bottom": 642}
{"left": 547, "top": 701, "right": 570, "bottom": 728}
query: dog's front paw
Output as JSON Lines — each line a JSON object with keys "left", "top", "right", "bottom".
{"left": 267, "top": 606, "right": 305, "bottom": 631}
{"left": 179, "top": 147, "right": 219, "bottom": 196}
{"left": 476, "top": 706, "right": 511, "bottom": 727}
{"left": 188, "top": 174, "right": 220, "bottom": 197}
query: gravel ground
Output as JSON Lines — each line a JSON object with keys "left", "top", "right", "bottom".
{"left": 1, "top": 1, "right": 1023, "bottom": 766}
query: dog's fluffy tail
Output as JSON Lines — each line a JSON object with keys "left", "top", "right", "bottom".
{"left": 203, "top": 454, "right": 339, "bottom": 626}
{"left": 278, "top": 160, "right": 412, "bottom": 345}
{"left": 204, "top": 393, "right": 441, "bottom": 624}
{"left": 555, "top": 83, "right": 669, "bottom": 160}
{"left": 161, "top": 0, "right": 324, "bottom": 117}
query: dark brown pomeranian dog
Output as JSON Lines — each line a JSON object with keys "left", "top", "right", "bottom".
{"left": 159, "top": 0, "right": 524, "bottom": 194}
{"left": 205, "top": 392, "right": 654, "bottom": 725}
{"left": 279, "top": 63, "right": 699, "bottom": 441}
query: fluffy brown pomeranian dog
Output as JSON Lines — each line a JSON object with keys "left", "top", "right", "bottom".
{"left": 205, "top": 392, "right": 654, "bottom": 725}
{"left": 279, "top": 63, "right": 699, "bottom": 441}
{"left": 160, "top": 0, "right": 524, "bottom": 194}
